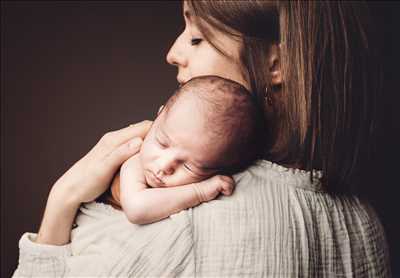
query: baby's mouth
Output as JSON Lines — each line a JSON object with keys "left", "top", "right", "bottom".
{"left": 146, "top": 170, "right": 165, "bottom": 187}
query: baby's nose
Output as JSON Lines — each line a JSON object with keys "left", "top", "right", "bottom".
{"left": 157, "top": 158, "right": 177, "bottom": 176}
{"left": 156, "top": 167, "right": 174, "bottom": 178}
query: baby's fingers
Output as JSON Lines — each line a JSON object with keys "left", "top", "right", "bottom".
{"left": 219, "top": 176, "right": 235, "bottom": 196}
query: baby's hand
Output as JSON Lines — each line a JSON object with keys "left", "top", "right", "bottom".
{"left": 193, "top": 175, "right": 235, "bottom": 203}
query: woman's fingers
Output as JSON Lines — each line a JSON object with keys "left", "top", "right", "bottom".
{"left": 88, "top": 120, "right": 152, "bottom": 159}
{"left": 75, "top": 137, "right": 144, "bottom": 203}
{"left": 102, "top": 137, "right": 143, "bottom": 174}
{"left": 103, "top": 120, "right": 152, "bottom": 149}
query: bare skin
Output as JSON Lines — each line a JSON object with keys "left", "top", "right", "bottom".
{"left": 35, "top": 1, "right": 283, "bottom": 246}
{"left": 36, "top": 121, "right": 152, "bottom": 245}
{"left": 36, "top": 118, "right": 235, "bottom": 244}
{"left": 109, "top": 98, "right": 236, "bottom": 225}
{"left": 119, "top": 154, "right": 234, "bottom": 224}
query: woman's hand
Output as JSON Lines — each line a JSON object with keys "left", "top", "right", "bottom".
{"left": 36, "top": 120, "right": 152, "bottom": 245}
{"left": 53, "top": 121, "right": 152, "bottom": 204}
{"left": 192, "top": 175, "right": 235, "bottom": 203}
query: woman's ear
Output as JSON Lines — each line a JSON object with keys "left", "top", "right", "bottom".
{"left": 268, "top": 43, "right": 282, "bottom": 86}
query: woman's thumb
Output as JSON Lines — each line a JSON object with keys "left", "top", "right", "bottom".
{"left": 128, "top": 137, "right": 143, "bottom": 150}
{"left": 105, "top": 137, "right": 143, "bottom": 171}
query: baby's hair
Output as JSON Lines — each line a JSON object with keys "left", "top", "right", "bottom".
{"left": 163, "top": 75, "right": 266, "bottom": 175}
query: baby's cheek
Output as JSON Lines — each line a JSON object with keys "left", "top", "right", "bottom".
{"left": 166, "top": 169, "right": 202, "bottom": 187}
{"left": 139, "top": 143, "right": 153, "bottom": 168}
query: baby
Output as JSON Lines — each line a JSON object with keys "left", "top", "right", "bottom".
{"left": 103, "top": 75, "right": 266, "bottom": 224}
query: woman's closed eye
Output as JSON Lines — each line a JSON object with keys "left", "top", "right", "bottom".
{"left": 190, "top": 38, "right": 202, "bottom": 46}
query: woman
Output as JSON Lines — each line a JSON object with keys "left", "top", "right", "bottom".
{"left": 13, "top": 1, "right": 390, "bottom": 277}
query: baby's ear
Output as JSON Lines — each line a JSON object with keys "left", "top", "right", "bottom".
{"left": 157, "top": 105, "right": 165, "bottom": 116}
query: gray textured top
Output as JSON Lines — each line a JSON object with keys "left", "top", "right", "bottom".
{"left": 13, "top": 160, "right": 391, "bottom": 277}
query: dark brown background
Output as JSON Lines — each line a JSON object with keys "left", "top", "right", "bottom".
{"left": 2, "top": 1, "right": 399, "bottom": 277}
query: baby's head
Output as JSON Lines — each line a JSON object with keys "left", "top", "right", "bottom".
{"left": 140, "top": 75, "right": 266, "bottom": 188}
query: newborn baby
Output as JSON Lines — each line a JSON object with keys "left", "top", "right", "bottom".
{"left": 104, "top": 75, "right": 266, "bottom": 224}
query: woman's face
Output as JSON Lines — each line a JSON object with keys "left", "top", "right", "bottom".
{"left": 166, "top": 2, "right": 249, "bottom": 90}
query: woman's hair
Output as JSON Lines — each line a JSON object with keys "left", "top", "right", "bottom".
{"left": 187, "top": 0, "right": 381, "bottom": 194}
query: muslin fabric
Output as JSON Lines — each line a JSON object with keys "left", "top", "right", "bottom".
{"left": 13, "top": 160, "right": 390, "bottom": 277}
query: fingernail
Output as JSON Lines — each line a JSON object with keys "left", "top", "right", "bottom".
{"left": 129, "top": 138, "right": 142, "bottom": 148}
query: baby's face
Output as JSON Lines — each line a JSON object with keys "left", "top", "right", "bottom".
{"left": 140, "top": 96, "right": 225, "bottom": 188}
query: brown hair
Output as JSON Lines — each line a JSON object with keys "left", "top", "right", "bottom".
{"left": 187, "top": 0, "right": 381, "bottom": 194}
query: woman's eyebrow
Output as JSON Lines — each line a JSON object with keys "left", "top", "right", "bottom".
{"left": 184, "top": 10, "right": 192, "bottom": 23}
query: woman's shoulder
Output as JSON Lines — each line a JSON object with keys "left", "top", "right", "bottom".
{"left": 228, "top": 160, "right": 384, "bottom": 230}
{"left": 191, "top": 159, "right": 390, "bottom": 277}
{"left": 234, "top": 159, "right": 324, "bottom": 192}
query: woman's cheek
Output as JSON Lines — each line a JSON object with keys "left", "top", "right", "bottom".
{"left": 190, "top": 48, "right": 219, "bottom": 77}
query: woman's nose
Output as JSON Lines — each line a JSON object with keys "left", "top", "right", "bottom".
{"left": 166, "top": 33, "right": 188, "bottom": 67}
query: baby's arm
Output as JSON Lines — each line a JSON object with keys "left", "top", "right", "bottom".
{"left": 119, "top": 155, "right": 234, "bottom": 224}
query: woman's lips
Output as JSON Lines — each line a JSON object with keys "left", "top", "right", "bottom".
{"left": 177, "top": 76, "right": 187, "bottom": 85}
